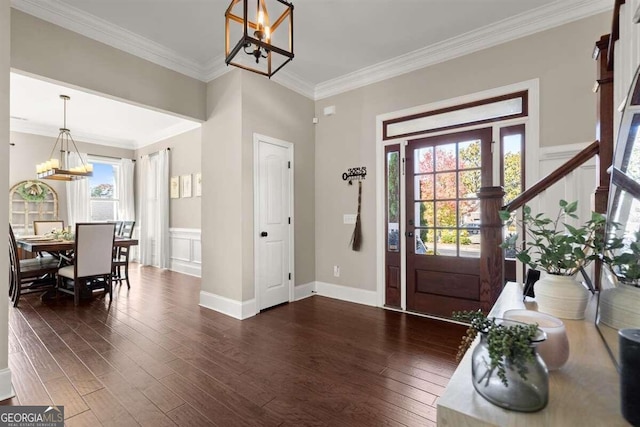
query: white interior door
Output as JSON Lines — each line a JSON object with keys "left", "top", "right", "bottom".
{"left": 256, "top": 136, "right": 292, "bottom": 311}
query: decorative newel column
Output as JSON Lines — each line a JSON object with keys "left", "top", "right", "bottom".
{"left": 594, "top": 34, "right": 614, "bottom": 291}
{"left": 478, "top": 186, "right": 505, "bottom": 313}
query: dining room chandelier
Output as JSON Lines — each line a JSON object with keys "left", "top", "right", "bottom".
{"left": 36, "top": 95, "right": 93, "bottom": 181}
{"left": 225, "top": 0, "right": 294, "bottom": 78}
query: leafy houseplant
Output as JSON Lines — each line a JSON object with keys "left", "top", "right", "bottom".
{"left": 499, "top": 200, "right": 606, "bottom": 276}
{"left": 499, "top": 200, "right": 606, "bottom": 319}
{"left": 454, "top": 310, "right": 549, "bottom": 412}
{"left": 454, "top": 310, "right": 540, "bottom": 386}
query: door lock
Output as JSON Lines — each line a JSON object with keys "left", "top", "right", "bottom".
{"left": 260, "top": 231, "right": 268, "bottom": 237}
{"left": 405, "top": 231, "right": 414, "bottom": 237}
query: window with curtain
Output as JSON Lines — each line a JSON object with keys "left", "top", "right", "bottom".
{"left": 88, "top": 158, "right": 120, "bottom": 222}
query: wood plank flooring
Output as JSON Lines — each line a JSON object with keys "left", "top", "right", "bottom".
{"left": 4, "top": 264, "right": 466, "bottom": 426}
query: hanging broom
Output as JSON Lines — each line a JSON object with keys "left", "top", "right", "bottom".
{"left": 350, "top": 180, "right": 363, "bottom": 251}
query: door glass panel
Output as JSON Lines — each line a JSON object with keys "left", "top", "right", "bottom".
{"left": 414, "top": 147, "right": 434, "bottom": 173}
{"left": 459, "top": 170, "right": 481, "bottom": 198}
{"left": 415, "top": 175, "right": 434, "bottom": 200}
{"left": 435, "top": 144, "right": 457, "bottom": 172}
{"left": 387, "top": 150, "right": 400, "bottom": 252}
{"left": 437, "top": 229, "right": 458, "bottom": 256}
{"left": 458, "top": 140, "right": 481, "bottom": 169}
{"left": 416, "top": 229, "right": 433, "bottom": 255}
{"left": 503, "top": 133, "right": 523, "bottom": 204}
{"left": 435, "top": 201, "right": 457, "bottom": 227}
{"left": 435, "top": 172, "right": 456, "bottom": 199}
{"left": 460, "top": 229, "right": 481, "bottom": 258}
{"left": 415, "top": 202, "right": 434, "bottom": 227}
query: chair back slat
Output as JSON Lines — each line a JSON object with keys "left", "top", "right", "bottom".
{"left": 119, "top": 221, "right": 135, "bottom": 238}
{"left": 75, "top": 223, "right": 115, "bottom": 278}
{"left": 34, "top": 220, "right": 65, "bottom": 235}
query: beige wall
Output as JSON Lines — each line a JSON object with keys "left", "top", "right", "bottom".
{"left": 9, "top": 132, "right": 134, "bottom": 227}
{"left": 135, "top": 128, "right": 202, "bottom": 229}
{"left": 0, "top": 0, "right": 10, "bottom": 393}
{"left": 241, "top": 71, "right": 315, "bottom": 298}
{"left": 10, "top": 9, "right": 206, "bottom": 121}
{"left": 201, "top": 71, "right": 243, "bottom": 301}
{"left": 314, "top": 13, "right": 610, "bottom": 289}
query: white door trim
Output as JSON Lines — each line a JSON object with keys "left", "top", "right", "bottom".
{"left": 375, "top": 78, "right": 540, "bottom": 311}
{"left": 253, "top": 133, "right": 295, "bottom": 311}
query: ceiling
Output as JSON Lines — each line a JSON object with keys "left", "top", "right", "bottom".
{"left": 8, "top": 0, "right": 612, "bottom": 147}
{"left": 10, "top": 72, "right": 201, "bottom": 150}
{"left": 12, "top": 0, "right": 613, "bottom": 99}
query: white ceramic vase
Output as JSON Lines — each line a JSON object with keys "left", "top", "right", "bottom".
{"left": 534, "top": 274, "right": 589, "bottom": 320}
{"left": 599, "top": 284, "right": 640, "bottom": 330}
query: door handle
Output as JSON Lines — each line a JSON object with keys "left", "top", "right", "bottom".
{"left": 405, "top": 231, "right": 413, "bottom": 237}
{"left": 260, "top": 231, "right": 268, "bottom": 237}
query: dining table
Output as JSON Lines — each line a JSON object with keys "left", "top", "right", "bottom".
{"left": 16, "top": 236, "right": 138, "bottom": 256}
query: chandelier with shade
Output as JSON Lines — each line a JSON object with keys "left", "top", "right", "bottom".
{"left": 36, "top": 95, "right": 93, "bottom": 181}
{"left": 225, "top": 0, "right": 294, "bottom": 78}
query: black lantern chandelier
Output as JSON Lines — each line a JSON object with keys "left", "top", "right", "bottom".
{"left": 225, "top": 0, "right": 294, "bottom": 78}
{"left": 36, "top": 95, "right": 93, "bottom": 181}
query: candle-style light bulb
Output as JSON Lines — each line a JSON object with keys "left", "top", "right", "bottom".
{"left": 257, "top": 10, "right": 264, "bottom": 29}
{"left": 265, "top": 26, "right": 271, "bottom": 42}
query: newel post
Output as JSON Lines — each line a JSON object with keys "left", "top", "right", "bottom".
{"left": 478, "top": 186, "right": 505, "bottom": 313}
{"left": 594, "top": 34, "right": 614, "bottom": 291}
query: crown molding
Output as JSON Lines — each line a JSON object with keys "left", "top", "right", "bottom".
{"left": 133, "top": 121, "right": 202, "bottom": 150}
{"left": 10, "top": 120, "right": 137, "bottom": 149}
{"left": 11, "top": 0, "right": 208, "bottom": 81}
{"left": 314, "top": 0, "right": 614, "bottom": 100}
{"left": 11, "top": 0, "right": 613, "bottom": 102}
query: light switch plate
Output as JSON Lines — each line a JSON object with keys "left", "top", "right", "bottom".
{"left": 343, "top": 214, "right": 357, "bottom": 224}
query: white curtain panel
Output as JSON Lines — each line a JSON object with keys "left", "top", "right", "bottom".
{"left": 117, "top": 158, "right": 135, "bottom": 221}
{"left": 65, "top": 151, "right": 90, "bottom": 227}
{"left": 139, "top": 150, "right": 170, "bottom": 268}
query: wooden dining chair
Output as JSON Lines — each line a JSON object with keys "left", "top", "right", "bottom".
{"left": 57, "top": 223, "right": 115, "bottom": 305}
{"left": 108, "top": 221, "right": 124, "bottom": 236}
{"left": 33, "top": 220, "right": 65, "bottom": 235}
{"left": 8, "top": 225, "right": 59, "bottom": 307}
{"left": 113, "top": 220, "right": 135, "bottom": 289}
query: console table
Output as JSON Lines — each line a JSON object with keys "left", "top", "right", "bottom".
{"left": 437, "top": 282, "right": 629, "bottom": 426}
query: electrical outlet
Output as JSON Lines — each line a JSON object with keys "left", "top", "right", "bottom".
{"left": 333, "top": 265, "right": 340, "bottom": 277}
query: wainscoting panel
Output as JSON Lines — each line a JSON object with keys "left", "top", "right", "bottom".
{"left": 170, "top": 228, "right": 201, "bottom": 277}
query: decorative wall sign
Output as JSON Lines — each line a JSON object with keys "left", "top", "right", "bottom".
{"left": 195, "top": 173, "right": 202, "bottom": 197}
{"left": 181, "top": 174, "right": 192, "bottom": 198}
{"left": 342, "top": 166, "right": 367, "bottom": 185}
{"left": 170, "top": 176, "right": 180, "bottom": 199}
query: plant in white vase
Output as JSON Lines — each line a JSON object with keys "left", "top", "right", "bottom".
{"left": 500, "top": 200, "right": 606, "bottom": 319}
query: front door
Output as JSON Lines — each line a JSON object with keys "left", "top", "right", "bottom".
{"left": 405, "top": 128, "right": 492, "bottom": 317}
{"left": 256, "top": 136, "right": 292, "bottom": 311}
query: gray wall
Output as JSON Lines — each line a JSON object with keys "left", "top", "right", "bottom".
{"left": 314, "top": 12, "right": 610, "bottom": 290}
{"left": 9, "top": 131, "right": 134, "bottom": 227}
{"left": 202, "top": 71, "right": 243, "bottom": 301}
{"left": 10, "top": 9, "right": 206, "bottom": 121}
{"left": 241, "top": 71, "right": 316, "bottom": 297}
{"left": 0, "top": 0, "right": 10, "bottom": 394}
{"left": 135, "top": 127, "right": 202, "bottom": 229}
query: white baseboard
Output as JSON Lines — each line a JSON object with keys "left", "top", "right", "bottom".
{"left": 315, "top": 281, "right": 378, "bottom": 307}
{"left": 294, "top": 282, "right": 315, "bottom": 301}
{"left": 170, "top": 259, "right": 201, "bottom": 277}
{"left": 199, "top": 291, "right": 256, "bottom": 320}
{"left": 0, "top": 368, "right": 14, "bottom": 401}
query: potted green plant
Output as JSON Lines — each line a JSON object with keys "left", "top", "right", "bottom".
{"left": 454, "top": 310, "right": 548, "bottom": 412}
{"left": 599, "top": 230, "right": 640, "bottom": 329}
{"left": 500, "top": 200, "right": 606, "bottom": 319}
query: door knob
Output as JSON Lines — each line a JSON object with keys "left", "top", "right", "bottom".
{"left": 260, "top": 231, "right": 268, "bottom": 237}
{"left": 405, "top": 231, "right": 414, "bottom": 237}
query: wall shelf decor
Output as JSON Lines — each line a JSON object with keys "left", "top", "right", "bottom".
{"left": 9, "top": 180, "right": 58, "bottom": 235}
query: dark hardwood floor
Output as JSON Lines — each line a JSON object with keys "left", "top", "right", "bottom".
{"left": 3, "top": 264, "right": 466, "bottom": 426}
